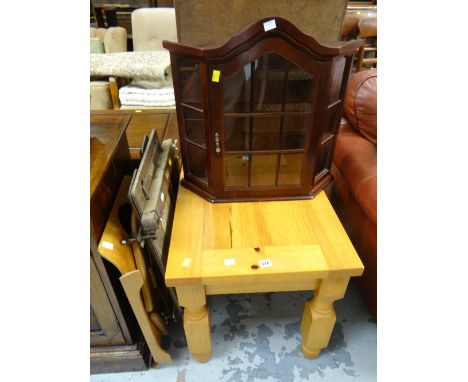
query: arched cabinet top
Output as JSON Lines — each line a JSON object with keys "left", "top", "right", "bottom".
{"left": 163, "top": 17, "right": 364, "bottom": 60}
{"left": 165, "top": 17, "right": 364, "bottom": 202}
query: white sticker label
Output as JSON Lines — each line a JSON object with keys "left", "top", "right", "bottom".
{"left": 263, "top": 19, "right": 276, "bottom": 32}
{"left": 224, "top": 258, "right": 236, "bottom": 266}
{"left": 160, "top": 192, "right": 165, "bottom": 202}
{"left": 182, "top": 258, "right": 192, "bottom": 267}
{"left": 258, "top": 259, "right": 272, "bottom": 268}
{"left": 102, "top": 241, "right": 114, "bottom": 250}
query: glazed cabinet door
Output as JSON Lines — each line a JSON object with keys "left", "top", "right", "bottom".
{"left": 90, "top": 254, "right": 126, "bottom": 347}
{"left": 214, "top": 52, "right": 322, "bottom": 199}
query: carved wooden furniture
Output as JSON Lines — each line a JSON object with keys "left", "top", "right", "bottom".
{"left": 90, "top": 113, "right": 150, "bottom": 373}
{"left": 164, "top": 17, "right": 363, "bottom": 202}
{"left": 165, "top": 182, "right": 364, "bottom": 362}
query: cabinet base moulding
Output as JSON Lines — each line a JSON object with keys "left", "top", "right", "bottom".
{"left": 90, "top": 342, "right": 151, "bottom": 374}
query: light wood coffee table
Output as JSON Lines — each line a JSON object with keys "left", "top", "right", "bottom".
{"left": 165, "top": 185, "right": 364, "bottom": 362}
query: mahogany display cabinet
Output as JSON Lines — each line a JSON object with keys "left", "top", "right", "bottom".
{"left": 163, "top": 17, "right": 363, "bottom": 202}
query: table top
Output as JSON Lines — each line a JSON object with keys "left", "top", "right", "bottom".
{"left": 166, "top": 184, "right": 364, "bottom": 287}
{"left": 90, "top": 114, "right": 131, "bottom": 198}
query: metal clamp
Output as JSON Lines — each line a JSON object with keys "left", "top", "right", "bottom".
{"left": 121, "top": 227, "right": 156, "bottom": 247}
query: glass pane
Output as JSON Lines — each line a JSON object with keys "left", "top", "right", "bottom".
{"left": 282, "top": 115, "right": 310, "bottom": 150}
{"left": 253, "top": 54, "right": 286, "bottom": 113}
{"left": 224, "top": 116, "right": 282, "bottom": 151}
{"left": 328, "top": 56, "right": 346, "bottom": 103}
{"left": 183, "top": 106, "right": 205, "bottom": 147}
{"left": 315, "top": 143, "right": 332, "bottom": 179}
{"left": 178, "top": 58, "right": 203, "bottom": 109}
{"left": 278, "top": 154, "right": 303, "bottom": 186}
{"left": 223, "top": 54, "right": 287, "bottom": 113}
{"left": 252, "top": 117, "right": 281, "bottom": 150}
{"left": 224, "top": 154, "right": 249, "bottom": 187}
{"left": 223, "top": 67, "right": 250, "bottom": 113}
{"left": 251, "top": 154, "right": 277, "bottom": 186}
{"left": 321, "top": 106, "right": 339, "bottom": 144}
{"left": 187, "top": 142, "right": 207, "bottom": 184}
{"left": 223, "top": 54, "right": 315, "bottom": 114}
{"left": 224, "top": 117, "right": 249, "bottom": 151}
{"left": 285, "top": 63, "right": 315, "bottom": 112}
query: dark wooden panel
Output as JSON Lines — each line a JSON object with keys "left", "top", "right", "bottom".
{"left": 90, "top": 255, "right": 126, "bottom": 347}
{"left": 90, "top": 307, "right": 100, "bottom": 332}
{"left": 91, "top": 343, "right": 150, "bottom": 374}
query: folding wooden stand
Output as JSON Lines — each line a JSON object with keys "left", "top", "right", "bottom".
{"left": 98, "top": 176, "right": 172, "bottom": 365}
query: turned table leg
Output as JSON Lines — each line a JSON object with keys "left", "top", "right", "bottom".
{"left": 300, "top": 277, "right": 350, "bottom": 359}
{"left": 176, "top": 285, "right": 212, "bottom": 362}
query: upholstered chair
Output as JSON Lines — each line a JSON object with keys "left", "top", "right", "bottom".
{"left": 114, "top": 8, "right": 177, "bottom": 109}
{"left": 90, "top": 26, "right": 127, "bottom": 110}
{"left": 131, "top": 8, "right": 177, "bottom": 52}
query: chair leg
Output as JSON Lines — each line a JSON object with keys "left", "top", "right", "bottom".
{"left": 355, "top": 46, "right": 365, "bottom": 72}
{"left": 109, "top": 76, "right": 120, "bottom": 110}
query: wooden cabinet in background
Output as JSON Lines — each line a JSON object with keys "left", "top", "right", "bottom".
{"left": 92, "top": 109, "right": 179, "bottom": 159}
{"left": 90, "top": 113, "right": 149, "bottom": 374}
{"left": 90, "top": 110, "right": 178, "bottom": 373}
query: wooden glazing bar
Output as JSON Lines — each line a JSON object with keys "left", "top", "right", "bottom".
{"left": 181, "top": 103, "right": 204, "bottom": 113}
{"left": 247, "top": 61, "right": 255, "bottom": 187}
{"left": 224, "top": 148, "right": 305, "bottom": 155}
{"left": 275, "top": 61, "right": 290, "bottom": 186}
{"left": 224, "top": 111, "right": 311, "bottom": 117}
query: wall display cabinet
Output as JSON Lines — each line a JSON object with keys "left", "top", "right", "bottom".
{"left": 164, "top": 17, "right": 363, "bottom": 202}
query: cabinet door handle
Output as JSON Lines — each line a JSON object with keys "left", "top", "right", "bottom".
{"left": 214, "top": 133, "right": 221, "bottom": 155}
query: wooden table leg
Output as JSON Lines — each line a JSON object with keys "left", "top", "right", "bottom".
{"left": 300, "top": 277, "right": 350, "bottom": 358}
{"left": 176, "top": 285, "right": 212, "bottom": 363}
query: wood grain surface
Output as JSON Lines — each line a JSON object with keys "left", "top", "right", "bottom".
{"left": 166, "top": 184, "right": 364, "bottom": 287}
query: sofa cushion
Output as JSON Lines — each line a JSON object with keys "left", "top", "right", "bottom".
{"left": 343, "top": 70, "right": 377, "bottom": 147}
{"left": 333, "top": 123, "right": 377, "bottom": 225}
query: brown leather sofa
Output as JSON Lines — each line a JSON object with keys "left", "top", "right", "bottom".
{"left": 329, "top": 69, "right": 377, "bottom": 320}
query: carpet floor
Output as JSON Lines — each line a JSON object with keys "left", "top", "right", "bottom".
{"left": 91, "top": 280, "right": 376, "bottom": 382}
